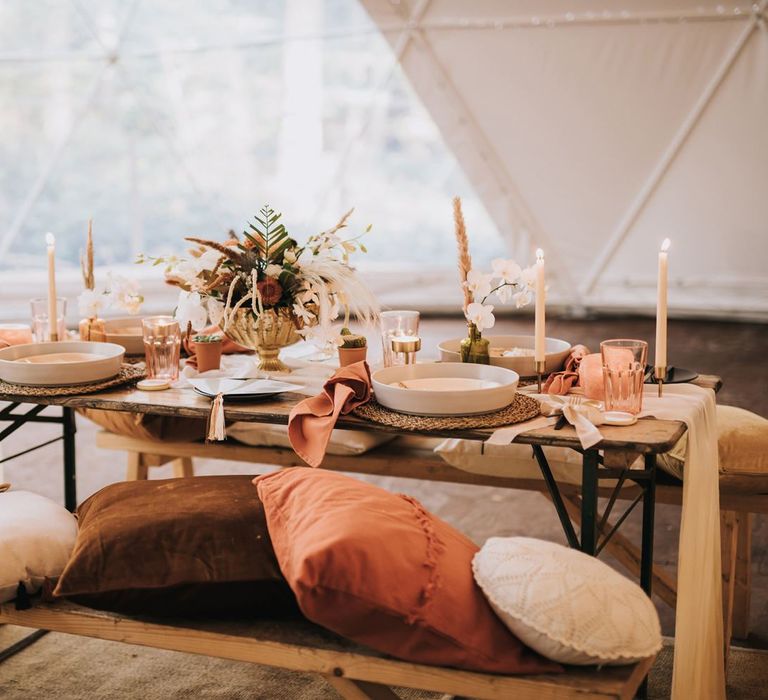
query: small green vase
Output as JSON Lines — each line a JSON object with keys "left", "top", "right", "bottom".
{"left": 459, "top": 323, "right": 490, "bottom": 364}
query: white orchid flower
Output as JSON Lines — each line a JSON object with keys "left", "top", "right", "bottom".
{"left": 106, "top": 273, "right": 143, "bottom": 315}
{"left": 465, "top": 269, "right": 493, "bottom": 300}
{"left": 284, "top": 248, "right": 298, "bottom": 264}
{"left": 174, "top": 290, "right": 208, "bottom": 331}
{"left": 496, "top": 284, "right": 514, "bottom": 304}
{"left": 465, "top": 302, "right": 495, "bottom": 332}
{"left": 206, "top": 298, "right": 225, "bottom": 327}
{"left": 519, "top": 265, "right": 537, "bottom": 290}
{"left": 78, "top": 289, "right": 108, "bottom": 318}
{"left": 265, "top": 263, "right": 283, "bottom": 278}
{"left": 292, "top": 302, "right": 315, "bottom": 324}
{"left": 513, "top": 289, "right": 532, "bottom": 308}
{"left": 491, "top": 258, "right": 521, "bottom": 284}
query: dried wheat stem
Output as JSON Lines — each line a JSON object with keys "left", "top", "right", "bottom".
{"left": 185, "top": 236, "right": 246, "bottom": 265}
{"left": 453, "top": 197, "right": 473, "bottom": 312}
{"left": 81, "top": 219, "right": 95, "bottom": 290}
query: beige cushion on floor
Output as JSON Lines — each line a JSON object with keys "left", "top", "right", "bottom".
{"left": 659, "top": 405, "right": 768, "bottom": 492}
{"left": 0, "top": 490, "right": 78, "bottom": 603}
{"left": 473, "top": 537, "right": 662, "bottom": 665}
{"left": 227, "top": 422, "right": 395, "bottom": 456}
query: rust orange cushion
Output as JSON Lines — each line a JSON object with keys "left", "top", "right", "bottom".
{"left": 255, "top": 468, "right": 561, "bottom": 674}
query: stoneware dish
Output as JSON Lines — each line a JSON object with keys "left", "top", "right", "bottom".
{"left": 372, "top": 362, "right": 519, "bottom": 416}
{"left": 439, "top": 335, "right": 571, "bottom": 377}
{"left": 0, "top": 341, "right": 125, "bottom": 386}
{"left": 103, "top": 317, "right": 144, "bottom": 355}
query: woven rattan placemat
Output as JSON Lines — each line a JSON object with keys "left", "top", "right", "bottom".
{"left": 353, "top": 393, "right": 540, "bottom": 431}
{"left": 0, "top": 363, "right": 146, "bottom": 398}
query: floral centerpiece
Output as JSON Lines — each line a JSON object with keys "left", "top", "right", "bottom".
{"left": 453, "top": 197, "right": 535, "bottom": 364}
{"left": 142, "top": 205, "right": 378, "bottom": 372}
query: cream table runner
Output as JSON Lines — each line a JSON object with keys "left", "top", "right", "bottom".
{"left": 438, "top": 384, "right": 724, "bottom": 699}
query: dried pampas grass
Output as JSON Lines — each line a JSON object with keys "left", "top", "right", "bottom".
{"left": 453, "top": 197, "right": 473, "bottom": 312}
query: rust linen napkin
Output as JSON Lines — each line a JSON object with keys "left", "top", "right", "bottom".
{"left": 543, "top": 344, "right": 590, "bottom": 395}
{"left": 288, "top": 361, "right": 371, "bottom": 467}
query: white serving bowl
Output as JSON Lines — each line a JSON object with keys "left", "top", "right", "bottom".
{"left": 103, "top": 317, "right": 144, "bottom": 355}
{"left": 438, "top": 335, "right": 572, "bottom": 377}
{"left": 0, "top": 341, "right": 125, "bottom": 387}
{"left": 372, "top": 362, "right": 519, "bottom": 416}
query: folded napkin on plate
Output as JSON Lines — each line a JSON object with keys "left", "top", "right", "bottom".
{"left": 542, "top": 344, "right": 590, "bottom": 395}
{"left": 288, "top": 361, "right": 372, "bottom": 467}
{"left": 182, "top": 326, "right": 253, "bottom": 368}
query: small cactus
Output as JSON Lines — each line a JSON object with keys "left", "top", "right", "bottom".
{"left": 339, "top": 327, "right": 367, "bottom": 349}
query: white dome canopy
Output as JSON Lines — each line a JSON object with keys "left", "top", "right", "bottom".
{"left": 362, "top": 0, "right": 768, "bottom": 318}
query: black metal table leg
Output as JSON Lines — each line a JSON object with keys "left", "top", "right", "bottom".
{"left": 580, "top": 449, "right": 599, "bottom": 554}
{"left": 62, "top": 407, "right": 77, "bottom": 512}
{"left": 640, "top": 454, "right": 657, "bottom": 597}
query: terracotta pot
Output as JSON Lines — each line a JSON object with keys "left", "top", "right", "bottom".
{"left": 194, "top": 340, "right": 223, "bottom": 373}
{"left": 338, "top": 346, "right": 367, "bottom": 367}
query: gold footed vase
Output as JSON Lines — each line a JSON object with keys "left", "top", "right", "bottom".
{"left": 223, "top": 308, "right": 308, "bottom": 373}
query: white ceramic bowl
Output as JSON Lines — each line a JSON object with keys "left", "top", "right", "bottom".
{"left": 0, "top": 341, "right": 125, "bottom": 387}
{"left": 103, "top": 317, "right": 144, "bottom": 355}
{"left": 372, "top": 362, "right": 519, "bottom": 416}
{"left": 438, "top": 335, "right": 572, "bottom": 377}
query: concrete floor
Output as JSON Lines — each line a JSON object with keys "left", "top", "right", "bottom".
{"left": 2, "top": 315, "right": 767, "bottom": 649}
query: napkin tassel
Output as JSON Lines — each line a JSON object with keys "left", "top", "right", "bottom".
{"left": 206, "top": 393, "right": 226, "bottom": 442}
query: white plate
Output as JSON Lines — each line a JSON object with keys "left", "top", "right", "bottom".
{"left": 602, "top": 411, "right": 638, "bottom": 426}
{"left": 372, "top": 362, "right": 519, "bottom": 416}
{"left": 102, "top": 317, "right": 144, "bottom": 355}
{"left": 438, "top": 335, "right": 571, "bottom": 377}
{"left": 0, "top": 341, "right": 125, "bottom": 386}
{"left": 189, "top": 378, "right": 302, "bottom": 399}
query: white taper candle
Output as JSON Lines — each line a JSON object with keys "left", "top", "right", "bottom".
{"left": 655, "top": 238, "right": 670, "bottom": 368}
{"left": 45, "top": 232, "right": 58, "bottom": 341}
{"left": 534, "top": 248, "right": 546, "bottom": 363}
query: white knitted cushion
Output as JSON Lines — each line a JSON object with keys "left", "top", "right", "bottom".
{"left": 0, "top": 490, "right": 78, "bottom": 604}
{"left": 472, "top": 537, "right": 662, "bottom": 665}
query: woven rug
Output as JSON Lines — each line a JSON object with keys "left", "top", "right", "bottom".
{"left": 0, "top": 364, "right": 145, "bottom": 398}
{"left": 353, "top": 393, "right": 540, "bottom": 431}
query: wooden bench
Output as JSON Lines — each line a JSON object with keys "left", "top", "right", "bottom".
{"left": 0, "top": 600, "right": 655, "bottom": 700}
{"left": 97, "top": 429, "right": 767, "bottom": 659}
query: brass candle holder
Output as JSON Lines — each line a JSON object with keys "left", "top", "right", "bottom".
{"left": 654, "top": 366, "right": 667, "bottom": 398}
{"left": 535, "top": 359, "right": 546, "bottom": 393}
{"left": 391, "top": 336, "right": 421, "bottom": 365}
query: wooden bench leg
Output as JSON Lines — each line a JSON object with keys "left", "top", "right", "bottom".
{"left": 126, "top": 452, "right": 148, "bottom": 481}
{"left": 721, "top": 510, "right": 739, "bottom": 672}
{"left": 172, "top": 457, "right": 194, "bottom": 478}
{"left": 732, "top": 511, "right": 752, "bottom": 640}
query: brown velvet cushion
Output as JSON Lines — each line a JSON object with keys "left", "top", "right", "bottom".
{"left": 255, "top": 468, "right": 561, "bottom": 675}
{"left": 54, "top": 475, "right": 298, "bottom": 618}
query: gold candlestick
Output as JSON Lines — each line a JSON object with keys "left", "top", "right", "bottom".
{"left": 535, "top": 360, "right": 546, "bottom": 393}
{"left": 654, "top": 366, "right": 667, "bottom": 398}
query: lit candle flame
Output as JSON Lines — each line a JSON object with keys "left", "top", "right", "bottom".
{"left": 536, "top": 248, "right": 544, "bottom": 262}
{"left": 45, "top": 232, "right": 55, "bottom": 247}
{"left": 661, "top": 238, "right": 671, "bottom": 252}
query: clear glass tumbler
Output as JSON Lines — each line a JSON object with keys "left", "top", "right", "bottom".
{"left": 142, "top": 316, "right": 181, "bottom": 381}
{"left": 601, "top": 339, "right": 648, "bottom": 414}
{"left": 380, "top": 310, "right": 420, "bottom": 367}
{"left": 30, "top": 297, "right": 67, "bottom": 342}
